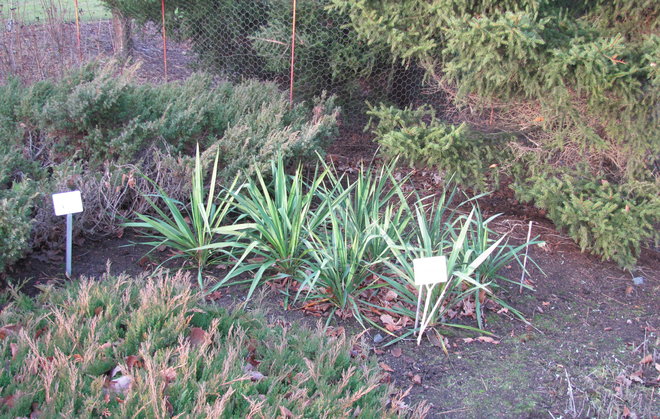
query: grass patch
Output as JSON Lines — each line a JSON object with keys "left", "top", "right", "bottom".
{"left": 0, "top": 0, "right": 109, "bottom": 23}
{"left": 0, "top": 271, "right": 425, "bottom": 417}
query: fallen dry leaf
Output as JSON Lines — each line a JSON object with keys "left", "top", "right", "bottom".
{"left": 94, "top": 306, "right": 104, "bottom": 317}
{"left": 246, "top": 339, "right": 261, "bottom": 367}
{"left": 380, "top": 314, "right": 403, "bottom": 332}
{"left": 427, "top": 330, "right": 446, "bottom": 348}
{"left": 10, "top": 343, "right": 18, "bottom": 360}
{"left": 477, "top": 336, "right": 500, "bottom": 344}
{"left": 125, "top": 355, "right": 142, "bottom": 369}
{"left": 629, "top": 370, "right": 643, "bottom": 383}
{"left": 205, "top": 291, "right": 222, "bottom": 301}
{"left": 325, "top": 326, "right": 345, "bottom": 337}
{"left": 189, "top": 327, "right": 207, "bottom": 347}
{"left": 0, "top": 324, "right": 21, "bottom": 340}
{"left": 479, "top": 289, "right": 487, "bottom": 304}
{"left": 0, "top": 394, "right": 16, "bottom": 408}
{"left": 379, "top": 362, "right": 394, "bottom": 372}
{"left": 461, "top": 299, "right": 476, "bottom": 318}
{"left": 391, "top": 347, "right": 402, "bottom": 358}
{"left": 34, "top": 327, "right": 48, "bottom": 339}
{"left": 411, "top": 374, "right": 422, "bottom": 385}
{"left": 640, "top": 354, "right": 653, "bottom": 365}
{"left": 383, "top": 289, "right": 398, "bottom": 302}
{"left": 463, "top": 336, "right": 500, "bottom": 345}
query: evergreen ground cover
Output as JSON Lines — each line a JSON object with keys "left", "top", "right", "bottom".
{"left": 0, "top": 61, "right": 338, "bottom": 278}
{"left": 0, "top": 271, "right": 429, "bottom": 417}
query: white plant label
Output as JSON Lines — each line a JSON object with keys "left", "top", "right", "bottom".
{"left": 413, "top": 256, "right": 448, "bottom": 286}
{"left": 52, "top": 191, "right": 83, "bottom": 216}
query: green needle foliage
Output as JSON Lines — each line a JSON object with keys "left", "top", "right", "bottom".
{"left": 0, "top": 272, "right": 417, "bottom": 417}
{"left": 514, "top": 170, "right": 660, "bottom": 269}
{"left": 330, "top": 0, "right": 659, "bottom": 266}
{"left": 125, "top": 145, "right": 252, "bottom": 288}
{"left": 332, "top": 0, "right": 658, "bottom": 180}
{"left": 366, "top": 103, "right": 509, "bottom": 190}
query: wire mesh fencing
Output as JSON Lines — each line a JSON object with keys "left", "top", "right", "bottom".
{"left": 0, "top": 0, "right": 425, "bottom": 129}
{"left": 0, "top": 0, "right": 170, "bottom": 83}
{"left": 0, "top": 0, "right": 106, "bottom": 81}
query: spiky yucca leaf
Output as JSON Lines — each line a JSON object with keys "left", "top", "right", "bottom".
{"left": 124, "top": 145, "right": 252, "bottom": 288}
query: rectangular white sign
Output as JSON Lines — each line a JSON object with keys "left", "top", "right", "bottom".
{"left": 52, "top": 191, "right": 83, "bottom": 216}
{"left": 413, "top": 256, "right": 448, "bottom": 286}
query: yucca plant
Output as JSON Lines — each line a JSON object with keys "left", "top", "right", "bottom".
{"left": 291, "top": 159, "right": 416, "bottom": 327}
{"left": 229, "top": 156, "right": 349, "bottom": 300}
{"left": 380, "top": 191, "right": 534, "bottom": 342}
{"left": 124, "top": 145, "right": 252, "bottom": 288}
{"left": 457, "top": 206, "right": 540, "bottom": 329}
{"left": 299, "top": 208, "right": 390, "bottom": 328}
{"left": 318, "top": 159, "right": 413, "bottom": 262}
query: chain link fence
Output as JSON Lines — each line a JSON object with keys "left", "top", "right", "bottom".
{"left": 0, "top": 0, "right": 425, "bottom": 127}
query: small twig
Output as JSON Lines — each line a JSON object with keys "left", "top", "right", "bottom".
{"left": 217, "top": 376, "right": 252, "bottom": 387}
{"left": 435, "top": 407, "right": 468, "bottom": 415}
{"left": 520, "top": 221, "right": 533, "bottom": 293}
{"left": 565, "top": 370, "right": 577, "bottom": 417}
{"left": 247, "top": 36, "right": 287, "bottom": 46}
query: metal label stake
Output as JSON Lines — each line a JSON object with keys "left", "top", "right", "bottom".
{"left": 52, "top": 191, "right": 83, "bottom": 277}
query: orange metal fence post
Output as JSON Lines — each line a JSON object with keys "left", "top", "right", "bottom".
{"left": 161, "top": 0, "right": 168, "bottom": 81}
{"left": 73, "top": 0, "right": 82, "bottom": 62}
{"left": 289, "top": 0, "right": 297, "bottom": 106}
